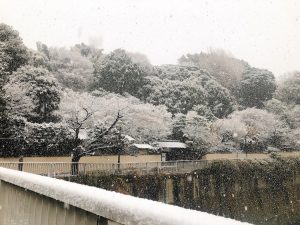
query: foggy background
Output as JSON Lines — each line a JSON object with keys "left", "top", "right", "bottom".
{"left": 0, "top": 0, "right": 300, "bottom": 76}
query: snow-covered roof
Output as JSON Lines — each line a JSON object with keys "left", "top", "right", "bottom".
{"left": 124, "top": 135, "right": 135, "bottom": 141}
{"left": 133, "top": 144, "right": 155, "bottom": 149}
{"left": 267, "top": 146, "right": 281, "bottom": 152}
{"left": 157, "top": 141, "right": 187, "bottom": 149}
{"left": 0, "top": 167, "right": 251, "bottom": 225}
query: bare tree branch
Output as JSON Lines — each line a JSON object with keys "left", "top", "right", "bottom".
{"left": 85, "top": 110, "right": 123, "bottom": 147}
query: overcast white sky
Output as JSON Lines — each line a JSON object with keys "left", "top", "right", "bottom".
{"left": 0, "top": 0, "right": 300, "bottom": 76}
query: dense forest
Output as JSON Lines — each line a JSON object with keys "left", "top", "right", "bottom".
{"left": 0, "top": 23, "right": 299, "bottom": 157}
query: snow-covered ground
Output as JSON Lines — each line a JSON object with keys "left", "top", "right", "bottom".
{"left": 0, "top": 167, "right": 252, "bottom": 225}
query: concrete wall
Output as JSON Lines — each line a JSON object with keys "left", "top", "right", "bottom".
{"left": 80, "top": 155, "right": 118, "bottom": 163}
{"left": 0, "top": 157, "right": 19, "bottom": 162}
{"left": 202, "top": 151, "right": 300, "bottom": 161}
{"left": 279, "top": 151, "right": 300, "bottom": 158}
{"left": 202, "top": 153, "right": 270, "bottom": 160}
{"left": 120, "top": 154, "right": 161, "bottom": 163}
{"left": 23, "top": 156, "right": 71, "bottom": 162}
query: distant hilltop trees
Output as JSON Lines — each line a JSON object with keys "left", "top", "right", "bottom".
{"left": 0, "top": 23, "right": 299, "bottom": 157}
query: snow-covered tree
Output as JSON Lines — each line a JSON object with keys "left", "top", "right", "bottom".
{"left": 5, "top": 66, "right": 60, "bottom": 123}
{"left": 178, "top": 49, "right": 247, "bottom": 91}
{"left": 0, "top": 23, "right": 29, "bottom": 75}
{"left": 59, "top": 90, "right": 172, "bottom": 143}
{"left": 170, "top": 110, "right": 219, "bottom": 151}
{"left": 24, "top": 122, "right": 73, "bottom": 156}
{"left": 93, "top": 49, "right": 146, "bottom": 96}
{"left": 58, "top": 90, "right": 98, "bottom": 144}
{"left": 0, "top": 116, "right": 27, "bottom": 157}
{"left": 28, "top": 50, "right": 49, "bottom": 68}
{"left": 183, "top": 111, "right": 218, "bottom": 153}
{"left": 85, "top": 123, "right": 122, "bottom": 155}
{"left": 265, "top": 98, "right": 288, "bottom": 116}
{"left": 286, "top": 105, "right": 300, "bottom": 129}
{"left": 171, "top": 113, "right": 187, "bottom": 140}
{"left": 197, "top": 74, "right": 235, "bottom": 118}
{"left": 236, "top": 67, "right": 276, "bottom": 108}
{"left": 184, "top": 111, "right": 212, "bottom": 143}
{"left": 127, "top": 51, "right": 154, "bottom": 76}
{"left": 142, "top": 65, "right": 235, "bottom": 117}
{"left": 192, "top": 105, "right": 216, "bottom": 121}
{"left": 144, "top": 78, "right": 207, "bottom": 115}
{"left": 276, "top": 71, "right": 300, "bottom": 105}
{"left": 285, "top": 128, "right": 300, "bottom": 149}
{"left": 120, "top": 103, "right": 171, "bottom": 142}
{"left": 213, "top": 108, "right": 288, "bottom": 150}
{"left": 72, "top": 42, "right": 103, "bottom": 59}
{"left": 46, "top": 46, "right": 95, "bottom": 91}
{"left": 0, "top": 23, "right": 29, "bottom": 150}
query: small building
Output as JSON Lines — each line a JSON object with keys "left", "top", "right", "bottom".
{"left": 127, "top": 143, "right": 158, "bottom": 155}
{"left": 156, "top": 141, "right": 188, "bottom": 161}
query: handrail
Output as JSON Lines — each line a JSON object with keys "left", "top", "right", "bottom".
{"left": 0, "top": 160, "right": 220, "bottom": 177}
{"left": 0, "top": 159, "right": 206, "bottom": 164}
{"left": 0, "top": 167, "right": 251, "bottom": 225}
{"left": 0, "top": 159, "right": 254, "bottom": 176}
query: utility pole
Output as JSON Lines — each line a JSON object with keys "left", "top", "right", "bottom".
{"left": 117, "top": 126, "right": 123, "bottom": 170}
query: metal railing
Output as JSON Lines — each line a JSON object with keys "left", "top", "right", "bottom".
{"left": 0, "top": 157, "right": 275, "bottom": 177}
{"left": 0, "top": 160, "right": 213, "bottom": 177}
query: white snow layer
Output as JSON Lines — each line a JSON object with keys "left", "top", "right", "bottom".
{"left": 0, "top": 167, "right": 252, "bottom": 225}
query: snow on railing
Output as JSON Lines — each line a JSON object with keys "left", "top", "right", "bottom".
{"left": 0, "top": 167, "right": 252, "bottom": 225}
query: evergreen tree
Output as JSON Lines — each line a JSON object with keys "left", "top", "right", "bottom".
{"left": 0, "top": 23, "right": 29, "bottom": 149}
{"left": 236, "top": 67, "right": 276, "bottom": 108}
{"left": 5, "top": 66, "right": 61, "bottom": 123}
{"left": 93, "top": 49, "right": 146, "bottom": 96}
